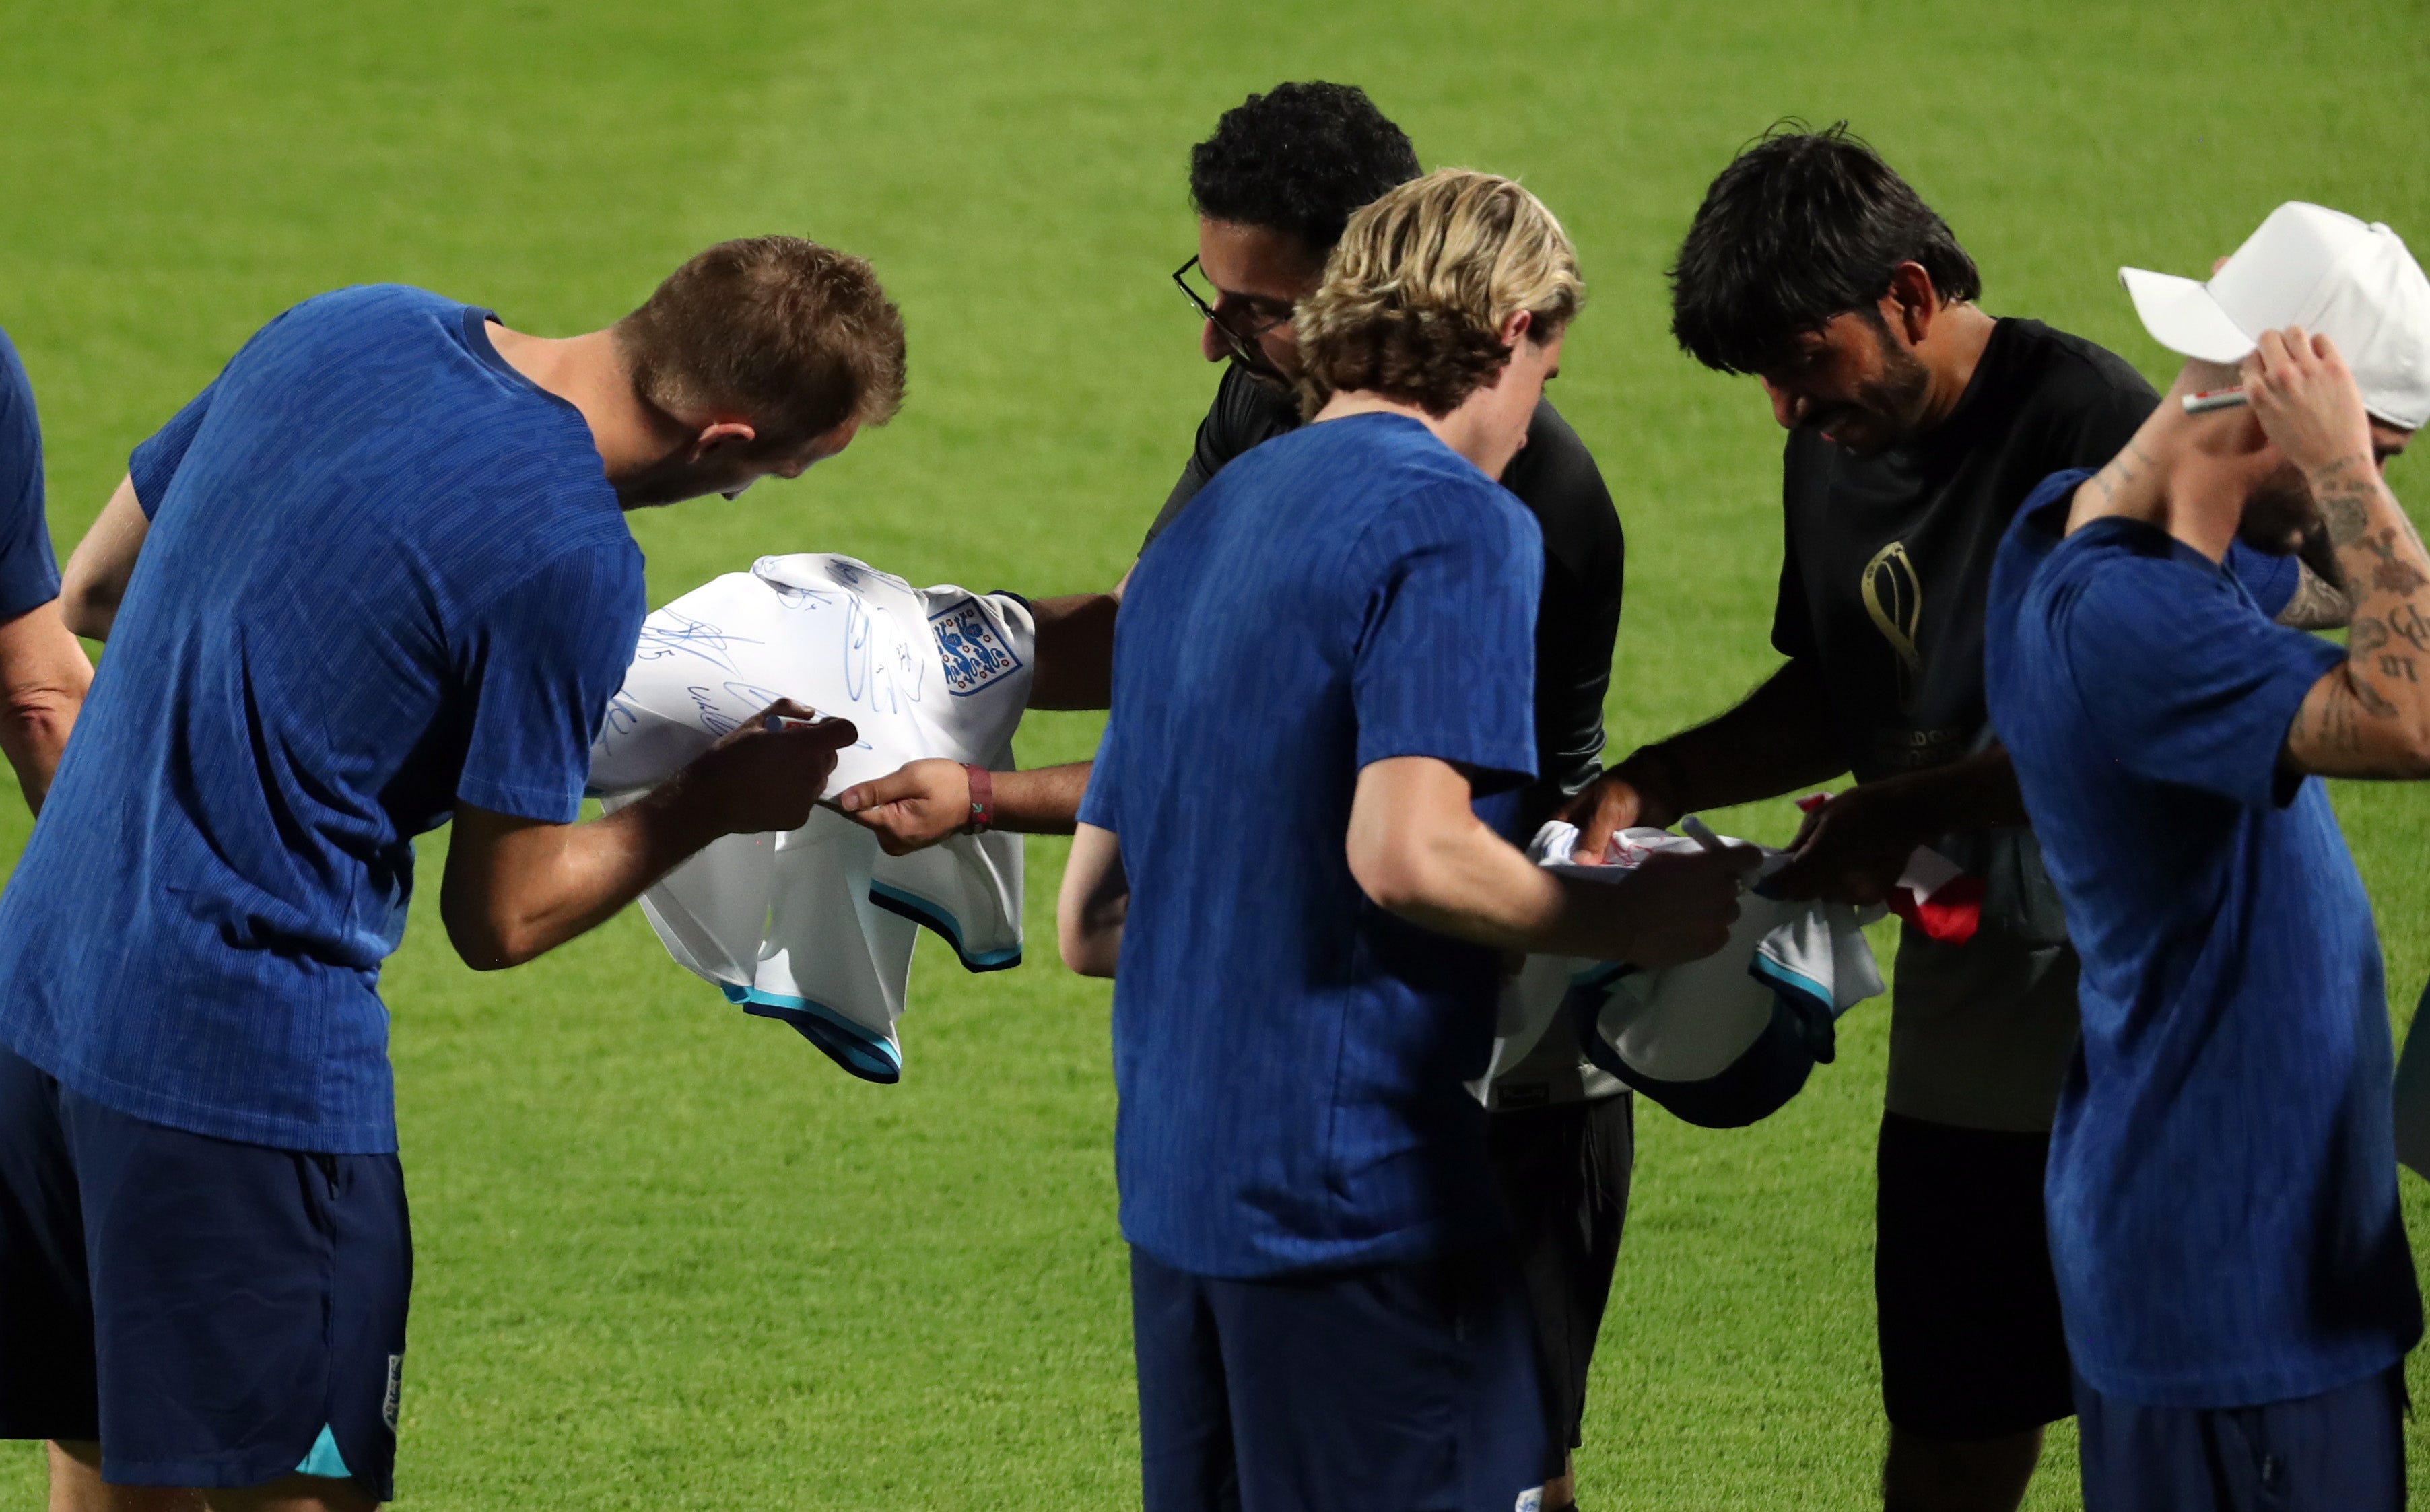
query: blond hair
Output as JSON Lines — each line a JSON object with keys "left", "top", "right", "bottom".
{"left": 1294, "top": 168, "right": 1582, "bottom": 419}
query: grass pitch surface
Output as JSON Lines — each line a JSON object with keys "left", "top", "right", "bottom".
{"left": 1, "top": 1, "right": 2427, "bottom": 1505}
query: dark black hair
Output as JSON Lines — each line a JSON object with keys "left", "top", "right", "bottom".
{"left": 1668, "top": 122, "right": 1982, "bottom": 374}
{"left": 1189, "top": 83, "right": 1423, "bottom": 256}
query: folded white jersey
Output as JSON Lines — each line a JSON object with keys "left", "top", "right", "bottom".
{"left": 1476, "top": 823, "right": 1885, "bottom": 1128}
{"left": 587, "top": 553, "right": 1033, "bottom": 1083}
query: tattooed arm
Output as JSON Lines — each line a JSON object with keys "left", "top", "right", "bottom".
{"left": 2276, "top": 553, "right": 2357, "bottom": 631}
{"left": 2260, "top": 332, "right": 2430, "bottom": 778}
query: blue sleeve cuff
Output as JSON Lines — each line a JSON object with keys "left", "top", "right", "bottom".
{"left": 2261, "top": 635, "right": 2349, "bottom": 809}
{"left": 1353, "top": 736, "right": 1538, "bottom": 798}
{"left": 454, "top": 775, "right": 586, "bottom": 825}
{"left": 130, "top": 384, "right": 219, "bottom": 520}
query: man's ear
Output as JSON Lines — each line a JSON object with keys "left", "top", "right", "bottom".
{"left": 1496, "top": 308, "right": 1536, "bottom": 349}
{"left": 687, "top": 419, "right": 759, "bottom": 462}
{"left": 1885, "top": 262, "right": 1939, "bottom": 345}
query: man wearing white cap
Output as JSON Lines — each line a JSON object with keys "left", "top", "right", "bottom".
{"left": 1985, "top": 201, "right": 2429, "bottom": 1510}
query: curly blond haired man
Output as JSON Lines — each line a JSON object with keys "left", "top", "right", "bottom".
{"left": 1058, "top": 170, "right": 1752, "bottom": 1512}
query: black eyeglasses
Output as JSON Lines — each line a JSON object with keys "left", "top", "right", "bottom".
{"left": 1172, "top": 255, "right": 1292, "bottom": 374}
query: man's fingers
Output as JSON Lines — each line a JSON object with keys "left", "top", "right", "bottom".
{"left": 778, "top": 716, "right": 859, "bottom": 751}
{"left": 748, "top": 699, "right": 856, "bottom": 748}
{"left": 1560, "top": 780, "right": 1633, "bottom": 864}
{"left": 1576, "top": 817, "right": 1618, "bottom": 864}
{"left": 1572, "top": 794, "right": 1622, "bottom": 863}
{"left": 836, "top": 765, "right": 921, "bottom": 815}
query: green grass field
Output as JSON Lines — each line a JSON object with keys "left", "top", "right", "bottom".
{"left": 2, "top": 1, "right": 2427, "bottom": 1505}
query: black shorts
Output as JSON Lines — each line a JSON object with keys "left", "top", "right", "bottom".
{"left": 0, "top": 1045, "right": 411, "bottom": 1501}
{"left": 1487, "top": 1091, "right": 1633, "bottom": 1471}
{"left": 1876, "top": 1111, "right": 2073, "bottom": 1439}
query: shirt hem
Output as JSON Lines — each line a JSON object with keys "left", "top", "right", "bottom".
{"left": 0, "top": 1026, "right": 399, "bottom": 1155}
{"left": 2069, "top": 1335, "right": 2416, "bottom": 1410}
{"left": 1120, "top": 1215, "right": 1499, "bottom": 1280}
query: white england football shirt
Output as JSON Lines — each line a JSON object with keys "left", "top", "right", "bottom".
{"left": 589, "top": 554, "right": 1034, "bottom": 1082}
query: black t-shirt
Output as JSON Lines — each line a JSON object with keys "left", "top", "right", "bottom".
{"left": 1774, "top": 318, "right": 2156, "bottom": 784}
{"left": 1145, "top": 363, "right": 1626, "bottom": 825}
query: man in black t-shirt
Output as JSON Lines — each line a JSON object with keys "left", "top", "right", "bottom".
{"left": 838, "top": 85, "right": 1628, "bottom": 1512}
{"left": 1559, "top": 128, "right": 2342, "bottom": 1512}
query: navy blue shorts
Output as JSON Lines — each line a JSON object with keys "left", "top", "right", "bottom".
{"left": 1130, "top": 1243, "right": 1547, "bottom": 1512}
{"left": 0, "top": 1045, "right": 410, "bottom": 1501}
{"left": 2076, "top": 1365, "right": 2406, "bottom": 1512}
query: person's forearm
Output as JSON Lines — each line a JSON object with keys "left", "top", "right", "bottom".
{"left": 989, "top": 761, "right": 1087, "bottom": 835}
{"left": 1618, "top": 657, "right": 1846, "bottom": 815}
{"left": 1857, "top": 745, "right": 2030, "bottom": 836}
{"left": 1348, "top": 756, "right": 1747, "bottom": 963}
{"left": 0, "top": 602, "right": 95, "bottom": 813}
{"left": 444, "top": 781, "right": 732, "bottom": 969}
{"left": 444, "top": 709, "right": 854, "bottom": 969}
{"left": 1357, "top": 806, "right": 1645, "bottom": 956}
{"left": 0, "top": 698, "right": 79, "bottom": 814}
{"left": 2276, "top": 528, "right": 2357, "bottom": 630}
{"left": 1025, "top": 593, "right": 1118, "bottom": 711}
{"left": 1056, "top": 822, "right": 1127, "bottom": 975}
{"left": 60, "top": 476, "right": 148, "bottom": 642}
{"left": 2291, "top": 458, "right": 2430, "bottom": 774}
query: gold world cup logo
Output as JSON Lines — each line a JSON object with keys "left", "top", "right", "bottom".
{"left": 1861, "top": 541, "right": 1924, "bottom": 703}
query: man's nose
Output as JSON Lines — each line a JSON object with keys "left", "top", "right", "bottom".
{"left": 1761, "top": 377, "right": 1803, "bottom": 431}
{"left": 1199, "top": 318, "right": 1231, "bottom": 365}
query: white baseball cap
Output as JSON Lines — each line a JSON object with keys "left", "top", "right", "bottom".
{"left": 2120, "top": 201, "right": 2430, "bottom": 430}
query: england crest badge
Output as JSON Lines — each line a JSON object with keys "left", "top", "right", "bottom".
{"left": 930, "top": 596, "right": 1023, "bottom": 697}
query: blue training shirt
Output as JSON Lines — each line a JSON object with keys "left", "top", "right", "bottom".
{"left": 0, "top": 286, "right": 645, "bottom": 1153}
{"left": 0, "top": 327, "right": 65, "bottom": 621}
{"left": 1081, "top": 413, "right": 1541, "bottom": 1278}
{"left": 1984, "top": 469, "right": 2420, "bottom": 1407}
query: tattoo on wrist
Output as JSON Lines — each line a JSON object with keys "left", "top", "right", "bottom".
{"left": 2322, "top": 491, "right": 2372, "bottom": 547}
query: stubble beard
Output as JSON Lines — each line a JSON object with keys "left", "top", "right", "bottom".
{"left": 1829, "top": 328, "right": 1935, "bottom": 456}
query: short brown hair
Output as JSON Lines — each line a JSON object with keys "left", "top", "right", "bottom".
{"left": 617, "top": 236, "right": 906, "bottom": 445}
{"left": 1294, "top": 169, "right": 1582, "bottom": 419}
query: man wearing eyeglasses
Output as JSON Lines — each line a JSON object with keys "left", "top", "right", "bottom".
{"left": 840, "top": 82, "right": 1627, "bottom": 1512}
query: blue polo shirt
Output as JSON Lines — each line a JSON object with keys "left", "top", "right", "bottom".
{"left": 1081, "top": 413, "right": 1541, "bottom": 1279}
{"left": 0, "top": 286, "right": 645, "bottom": 1154}
{"left": 1984, "top": 469, "right": 2419, "bottom": 1407}
{"left": 0, "top": 327, "right": 65, "bottom": 621}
